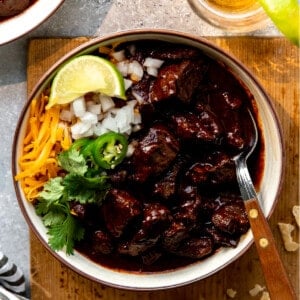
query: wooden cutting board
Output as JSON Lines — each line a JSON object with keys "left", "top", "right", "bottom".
{"left": 27, "top": 37, "right": 299, "bottom": 300}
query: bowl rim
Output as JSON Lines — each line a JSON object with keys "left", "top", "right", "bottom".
{"left": 0, "top": 0, "right": 64, "bottom": 45}
{"left": 12, "top": 28, "right": 285, "bottom": 290}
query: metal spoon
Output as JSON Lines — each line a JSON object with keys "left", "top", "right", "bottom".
{"left": 233, "top": 109, "right": 296, "bottom": 300}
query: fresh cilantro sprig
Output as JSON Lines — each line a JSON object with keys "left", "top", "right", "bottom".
{"left": 36, "top": 146, "right": 110, "bottom": 255}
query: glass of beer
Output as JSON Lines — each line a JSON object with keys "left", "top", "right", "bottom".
{"left": 188, "top": 0, "right": 269, "bottom": 32}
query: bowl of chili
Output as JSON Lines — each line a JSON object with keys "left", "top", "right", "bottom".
{"left": 12, "top": 29, "right": 283, "bottom": 290}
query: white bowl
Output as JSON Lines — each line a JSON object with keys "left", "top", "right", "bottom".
{"left": 12, "top": 29, "right": 284, "bottom": 290}
{"left": 0, "top": 0, "right": 64, "bottom": 45}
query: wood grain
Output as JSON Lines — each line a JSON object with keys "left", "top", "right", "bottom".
{"left": 27, "top": 37, "right": 299, "bottom": 300}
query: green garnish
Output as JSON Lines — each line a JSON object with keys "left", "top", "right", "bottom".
{"left": 36, "top": 142, "right": 111, "bottom": 255}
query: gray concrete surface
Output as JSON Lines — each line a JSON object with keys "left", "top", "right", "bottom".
{"left": 0, "top": 0, "right": 280, "bottom": 297}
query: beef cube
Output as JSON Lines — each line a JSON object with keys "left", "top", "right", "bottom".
{"left": 200, "top": 193, "right": 243, "bottom": 218}
{"left": 172, "top": 110, "right": 222, "bottom": 143}
{"left": 91, "top": 230, "right": 114, "bottom": 255}
{"left": 141, "top": 249, "right": 162, "bottom": 265}
{"left": 117, "top": 202, "right": 171, "bottom": 256}
{"left": 222, "top": 110, "right": 245, "bottom": 149}
{"left": 118, "top": 233, "right": 159, "bottom": 257}
{"left": 150, "top": 60, "right": 205, "bottom": 104}
{"left": 102, "top": 189, "right": 141, "bottom": 238}
{"left": 209, "top": 91, "right": 242, "bottom": 110}
{"left": 162, "top": 221, "right": 189, "bottom": 252}
{"left": 70, "top": 203, "right": 87, "bottom": 220}
{"left": 142, "top": 202, "right": 172, "bottom": 237}
{"left": 207, "top": 91, "right": 245, "bottom": 149}
{"left": 130, "top": 124, "right": 180, "bottom": 183}
{"left": 130, "top": 74, "right": 154, "bottom": 103}
{"left": 186, "top": 151, "right": 236, "bottom": 185}
{"left": 174, "top": 195, "right": 202, "bottom": 228}
{"left": 212, "top": 202, "right": 249, "bottom": 235}
{"left": 205, "top": 224, "right": 239, "bottom": 247}
{"left": 153, "top": 156, "right": 186, "bottom": 201}
{"left": 175, "top": 237, "right": 214, "bottom": 259}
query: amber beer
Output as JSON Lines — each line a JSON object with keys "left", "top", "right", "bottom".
{"left": 205, "top": 0, "right": 259, "bottom": 12}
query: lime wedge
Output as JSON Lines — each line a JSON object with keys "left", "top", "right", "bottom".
{"left": 258, "top": 0, "right": 299, "bottom": 46}
{"left": 46, "top": 55, "right": 126, "bottom": 109}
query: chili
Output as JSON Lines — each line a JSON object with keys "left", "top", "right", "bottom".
{"left": 91, "top": 132, "right": 128, "bottom": 169}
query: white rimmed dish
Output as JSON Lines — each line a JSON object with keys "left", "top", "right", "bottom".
{"left": 0, "top": 0, "right": 64, "bottom": 45}
{"left": 12, "top": 29, "right": 284, "bottom": 290}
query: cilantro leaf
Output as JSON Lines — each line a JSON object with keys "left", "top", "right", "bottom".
{"left": 39, "top": 177, "right": 64, "bottom": 203}
{"left": 36, "top": 139, "right": 111, "bottom": 255}
{"left": 58, "top": 147, "right": 88, "bottom": 176}
{"left": 63, "top": 173, "right": 110, "bottom": 204}
{"left": 47, "top": 212, "right": 85, "bottom": 255}
{"left": 42, "top": 209, "right": 66, "bottom": 227}
{"left": 36, "top": 177, "right": 65, "bottom": 215}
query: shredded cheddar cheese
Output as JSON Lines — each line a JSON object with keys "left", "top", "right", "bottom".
{"left": 15, "top": 94, "right": 72, "bottom": 201}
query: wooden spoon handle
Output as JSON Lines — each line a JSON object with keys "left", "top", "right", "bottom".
{"left": 245, "top": 198, "right": 297, "bottom": 300}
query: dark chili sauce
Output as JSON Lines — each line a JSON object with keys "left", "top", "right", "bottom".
{"left": 74, "top": 40, "right": 265, "bottom": 273}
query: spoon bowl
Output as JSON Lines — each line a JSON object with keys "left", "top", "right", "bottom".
{"left": 234, "top": 109, "right": 296, "bottom": 300}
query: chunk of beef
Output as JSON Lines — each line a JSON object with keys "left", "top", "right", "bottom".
{"left": 205, "top": 224, "right": 239, "bottom": 247}
{"left": 186, "top": 151, "right": 236, "bottom": 185}
{"left": 209, "top": 91, "right": 242, "bottom": 110}
{"left": 171, "top": 110, "right": 222, "bottom": 143}
{"left": 153, "top": 156, "right": 186, "bottom": 201}
{"left": 200, "top": 193, "right": 243, "bottom": 217}
{"left": 130, "top": 124, "right": 180, "bottom": 183}
{"left": 175, "top": 237, "right": 214, "bottom": 259}
{"left": 150, "top": 60, "right": 205, "bottom": 104}
{"left": 162, "top": 221, "right": 189, "bottom": 252}
{"left": 174, "top": 194, "right": 202, "bottom": 229}
{"left": 101, "top": 189, "right": 141, "bottom": 238}
{"left": 118, "top": 202, "right": 171, "bottom": 256}
{"left": 206, "top": 91, "right": 246, "bottom": 149}
{"left": 70, "top": 202, "right": 101, "bottom": 228}
{"left": 118, "top": 234, "right": 159, "bottom": 257}
{"left": 130, "top": 73, "right": 154, "bottom": 103}
{"left": 71, "top": 203, "right": 87, "bottom": 220}
{"left": 141, "top": 202, "right": 172, "bottom": 236}
{"left": 91, "top": 230, "right": 114, "bottom": 255}
{"left": 141, "top": 249, "right": 162, "bottom": 265}
{"left": 212, "top": 202, "right": 249, "bottom": 235}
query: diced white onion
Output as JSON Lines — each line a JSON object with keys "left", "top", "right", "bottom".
{"left": 143, "top": 57, "right": 164, "bottom": 68}
{"left": 132, "top": 124, "right": 142, "bottom": 132}
{"left": 131, "top": 90, "right": 145, "bottom": 104}
{"left": 93, "top": 123, "right": 108, "bottom": 136}
{"left": 111, "top": 50, "right": 125, "bottom": 62}
{"left": 116, "top": 61, "right": 129, "bottom": 76}
{"left": 133, "top": 111, "right": 142, "bottom": 125}
{"left": 126, "top": 143, "right": 136, "bottom": 157}
{"left": 147, "top": 66, "right": 158, "bottom": 77}
{"left": 80, "top": 111, "right": 98, "bottom": 125}
{"left": 72, "top": 97, "right": 86, "bottom": 117}
{"left": 87, "top": 103, "right": 101, "bottom": 115}
{"left": 124, "top": 78, "right": 133, "bottom": 90}
{"left": 72, "top": 126, "right": 94, "bottom": 140}
{"left": 71, "top": 121, "right": 92, "bottom": 139}
{"left": 60, "top": 109, "right": 74, "bottom": 122}
{"left": 99, "top": 95, "right": 115, "bottom": 112}
{"left": 128, "top": 44, "right": 136, "bottom": 56}
{"left": 128, "top": 60, "right": 144, "bottom": 82}
{"left": 102, "top": 115, "right": 119, "bottom": 132}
